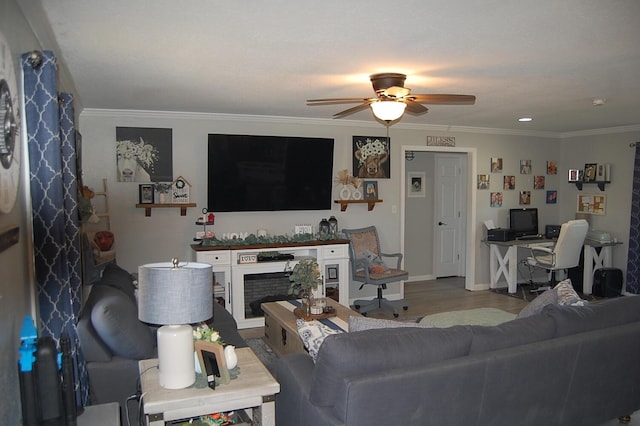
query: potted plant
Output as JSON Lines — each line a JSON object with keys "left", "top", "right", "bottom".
{"left": 286, "top": 258, "right": 321, "bottom": 314}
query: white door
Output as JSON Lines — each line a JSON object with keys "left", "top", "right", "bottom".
{"left": 434, "top": 154, "right": 466, "bottom": 277}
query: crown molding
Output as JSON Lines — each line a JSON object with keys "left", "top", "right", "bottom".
{"left": 80, "top": 108, "right": 638, "bottom": 139}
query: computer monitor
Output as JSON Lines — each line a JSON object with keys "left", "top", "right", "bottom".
{"left": 509, "top": 208, "right": 539, "bottom": 238}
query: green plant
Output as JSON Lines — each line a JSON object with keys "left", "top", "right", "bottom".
{"left": 286, "top": 258, "right": 321, "bottom": 296}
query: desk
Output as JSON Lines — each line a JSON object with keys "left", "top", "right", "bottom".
{"left": 486, "top": 239, "right": 622, "bottom": 294}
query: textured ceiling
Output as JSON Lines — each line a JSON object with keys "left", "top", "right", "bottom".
{"left": 31, "top": 0, "right": 640, "bottom": 134}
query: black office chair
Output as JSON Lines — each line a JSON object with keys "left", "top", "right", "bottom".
{"left": 343, "top": 226, "right": 409, "bottom": 317}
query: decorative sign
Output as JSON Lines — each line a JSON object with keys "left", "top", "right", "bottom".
{"left": 294, "top": 224, "right": 313, "bottom": 234}
{"left": 171, "top": 175, "right": 191, "bottom": 203}
{"left": 238, "top": 254, "right": 258, "bottom": 264}
{"left": 426, "top": 136, "right": 456, "bottom": 147}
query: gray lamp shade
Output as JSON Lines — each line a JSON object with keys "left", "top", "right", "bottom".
{"left": 138, "top": 261, "right": 213, "bottom": 325}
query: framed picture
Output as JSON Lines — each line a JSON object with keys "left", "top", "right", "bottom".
{"left": 408, "top": 172, "right": 426, "bottom": 198}
{"left": 596, "top": 164, "right": 606, "bottom": 181}
{"left": 583, "top": 163, "right": 597, "bottom": 182}
{"left": 353, "top": 136, "right": 390, "bottom": 179}
{"left": 520, "top": 159, "right": 531, "bottom": 174}
{"left": 491, "top": 158, "right": 503, "bottom": 173}
{"left": 546, "top": 160, "right": 558, "bottom": 175}
{"left": 326, "top": 265, "right": 338, "bottom": 282}
{"left": 503, "top": 175, "right": 515, "bottom": 190}
{"left": 490, "top": 192, "right": 503, "bottom": 207}
{"left": 534, "top": 175, "right": 545, "bottom": 189}
{"left": 577, "top": 194, "right": 606, "bottom": 215}
{"left": 546, "top": 190, "right": 558, "bottom": 204}
{"left": 363, "top": 180, "right": 378, "bottom": 200}
{"left": 195, "top": 340, "right": 230, "bottom": 386}
{"left": 477, "top": 174, "right": 490, "bottom": 190}
{"left": 519, "top": 190, "right": 531, "bottom": 205}
{"left": 138, "top": 184, "right": 154, "bottom": 204}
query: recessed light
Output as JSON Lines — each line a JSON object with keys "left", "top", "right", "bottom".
{"left": 592, "top": 98, "right": 606, "bottom": 106}
{"left": 518, "top": 117, "right": 533, "bottom": 122}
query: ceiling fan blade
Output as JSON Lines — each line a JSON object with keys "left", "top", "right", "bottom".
{"left": 404, "top": 101, "right": 429, "bottom": 115}
{"left": 333, "top": 102, "right": 373, "bottom": 118}
{"left": 307, "top": 97, "right": 369, "bottom": 105}
{"left": 410, "top": 94, "right": 476, "bottom": 105}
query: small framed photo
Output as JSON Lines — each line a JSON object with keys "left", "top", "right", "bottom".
{"left": 477, "top": 174, "right": 490, "bottom": 190}
{"left": 326, "top": 265, "right": 338, "bottom": 282}
{"left": 546, "top": 160, "right": 558, "bottom": 175}
{"left": 519, "top": 190, "right": 531, "bottom": 205}
{"left": 138, "top": 184, "right": 154, "bottom": 204}
{"left": 195, "top": 340, "right": 230, "bottom": 386}
{"left": 491, "top": 158, "right": 503, "bottom": 172}
{"left": 407, "top": 172, "right": 426, "bottom": 198}
{"left": 490, "top": 192, "right": 503, "bottom": 207}
{"left": 534, "top": 176, "right": 545, "bottom": 190}
{"left": 568, "top": 169, "right": 581, "bottom": 182}
{"left": 520, "top": 159, "right": 531, "bottom": 174}
{"left": 596, "top": 164, "right": 606, "bottom": 181}
{"left": 503, "top": 175, "right": 515, "bottom": 190}
{"left": 363, "top": 180, "right": 378, "bottom": 200}
{"left": 546, "top": 190, "right": 558, "bottom": 204}
{"left": 583, "top": 163, "right": 597, "bottom": 182}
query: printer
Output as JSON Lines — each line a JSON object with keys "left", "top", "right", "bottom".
{"left": 487, "top": 228, "right": 514, "bottom": 242}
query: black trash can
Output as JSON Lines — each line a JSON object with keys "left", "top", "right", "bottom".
{"left": 592, "top": 267, "right": 623, "bottom": 297}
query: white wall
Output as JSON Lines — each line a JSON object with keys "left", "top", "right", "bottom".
{"left": 79, "top": 109, "right": 640, "bottom": 294}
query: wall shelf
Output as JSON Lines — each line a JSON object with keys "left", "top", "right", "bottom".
{"left": 334, "top": 199, "right": 382, "bottom": 212}
{"left": 570, "top": 181, "right": 610, "bottom": 191}
{"left": 136, "top": 203, "right": 196, "bottom": 217}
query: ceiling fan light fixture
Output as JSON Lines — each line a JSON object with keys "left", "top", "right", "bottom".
{"left": 370, "top": 100, "right": 407, "bottom": 121}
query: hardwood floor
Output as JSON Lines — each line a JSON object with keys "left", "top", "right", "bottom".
{"left": 365, "top": 277, "right": 528, "bottom": 320}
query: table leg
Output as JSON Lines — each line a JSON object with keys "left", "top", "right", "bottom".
{"left": 583, "top": 245, "right": 595, "bottom": 294}
{"left": 252, "top": 395, "right": 276, "bottom": 426}
{"left": 507, "top": 246, "right": 518, "bottom": 293}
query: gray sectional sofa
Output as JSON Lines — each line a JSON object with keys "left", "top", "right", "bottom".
{"left": 276, "top": 295, "right": 640, "bottom": 426}
{"left": 77, "top": 264, "right": 246, "bottom": 426}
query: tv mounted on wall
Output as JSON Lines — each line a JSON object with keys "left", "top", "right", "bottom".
{"left": 207, "top": 134, "right": 334, "bottom": 212}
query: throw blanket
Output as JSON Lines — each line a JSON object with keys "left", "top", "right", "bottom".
{"left": 417, "top": 307, "right": 516, "bottom": 327}
{"left": 278, "top": 300, "right": 349, "bottom": 331}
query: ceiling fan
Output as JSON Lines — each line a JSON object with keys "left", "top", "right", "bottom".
{"left": 307, "top": 73, "right": 476, "bottom": 124}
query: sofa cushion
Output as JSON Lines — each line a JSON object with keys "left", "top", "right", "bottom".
{"left": 517, "top": 288, "right": 558, "bottom": 319}
{"left": 543, "top": 295, "right": 640, "bottom": 337}
{"left": 296, "top": 319, "right": 343, "bottom": 361}
{"left": 309, "top": 325, "right": 473, "bottom": 407}
{"left": 469, "top": 314, "right": 556, "bottom": 354}
{"left": 95, "top": 263, "right": 136, "bottom": 303}
{"left": 349, "top": 315, "right": 433, "bottom": 332}
{"left": 555, "top": 279, "right": 588, "bottom": 307}
{"left": 91, "top": 286, "right": 155, "bottom": 359}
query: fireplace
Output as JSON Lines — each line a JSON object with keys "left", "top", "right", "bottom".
{"left": 244, "top": 271, "right": 293, "bottom": 318}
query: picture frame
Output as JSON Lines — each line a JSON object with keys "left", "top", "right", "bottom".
{"left": 490, "top": 192, "right": 503, "bottom": 208}
{"left": 577, "top": 193, "right": 606, "bottom": 215}
{"left": 353, "top": 136, "right": 390, "bottom": 179}
{"left": 503, "top": 175, "right": 515, "bottom": 190}
{"left": 534, "top": 175, "right": 545, "bottom": 190}
{"left": 519, "top": 190, "right": 531, "bottom": 205}
{"left": 568, "top": 169, "right": 581, "bottom": 182}
{"left": 583, "top": 163, "right": 597, "bottom": 182}
{"left": 490, "top": 158, "right": 503, "bottom": 173}
{"left": 546, "top": 160, "right": 558, "bottom": 175}
{"left": 363, "top": 180, "right": 379, "bottom": 200}
{"left": 195, "top": 340, "right": 230, "bottom": 386}
{"left": 477, "top": 174, "right": 490, "bottom": 190}
{"left": 520, "top": 159, "right": 531, "bottom": 174}
{"left": 138, "top": 184, "right": 154, "bottom": 204}
{"left": 326, "top": 265, "right": 338, "bottom": 282}
{"left": 546, "top": 190, "right": 558, "bottom": 204}
{"left": 407, "top": 172, "right": 426, "bottom": 198}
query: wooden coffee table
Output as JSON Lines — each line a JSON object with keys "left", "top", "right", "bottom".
{"left": 262, "top": 298, "right": 361, "bottom": 357}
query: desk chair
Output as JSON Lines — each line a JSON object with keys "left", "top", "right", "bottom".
{"left": 526, "top": 219, "right": 589, "bottom": 291}
{"left": 343, "top": 226, "right": 409, "bottom": 317}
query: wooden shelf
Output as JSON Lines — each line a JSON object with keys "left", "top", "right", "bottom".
{"left": 136, "top": 203, "right": 196, "bottom": 217}
{"left": 334, "top": 199, "right": 382, "bottom": 212}
{"left": 570, "top": 181, "right": 610, "bottom": 191}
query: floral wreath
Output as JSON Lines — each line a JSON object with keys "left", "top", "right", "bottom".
{"left": 175, "top": 179, "right": 186, "bottom": 189}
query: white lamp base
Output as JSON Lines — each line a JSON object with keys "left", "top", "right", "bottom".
{"left": 157, "top": 324, "right": 195, "bottom": 389}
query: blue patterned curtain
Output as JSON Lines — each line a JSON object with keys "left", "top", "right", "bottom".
{"left": 626, "top": 143, "right": 640, "bottom": 294}
{"left": 22, "top": 51, "right": 89, "bottom": 407}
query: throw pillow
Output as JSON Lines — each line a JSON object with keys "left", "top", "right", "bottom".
{"left": 516, "top": 288, "right": 558, "bottom": 319}
{"left": 97, "top": 263, "right": 136, "bottom": 303}
{"left": 296, "top": 319, "right": 342, "bottom": 362}
{"left": 349, "top": 315, "right": 433, "bottom": 332}
{"left": 555, "top": 279, "right": 588, "bottom": 306}
{"left": 360, "top": 249, "right": 389, "bottom": 274}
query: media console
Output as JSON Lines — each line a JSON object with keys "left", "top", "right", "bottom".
{"left": 192, "top": 240, "right": 350, "bottom": 329}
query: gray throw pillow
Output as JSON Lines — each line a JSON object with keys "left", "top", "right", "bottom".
{"left": 516, "top": 288, "right": 558, "bottom": 319}
{"left": 97, "top": 263, "right": 136, "bottom": 303}
{"left": 349, "top": 315, "right": 433, "bottom": 332}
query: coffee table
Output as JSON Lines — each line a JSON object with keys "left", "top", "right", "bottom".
{"left": 262, "top": 298, "right": 361, "bottom": 357}
{"left": 138, "top": 347, "right": 279, "bottom": 425}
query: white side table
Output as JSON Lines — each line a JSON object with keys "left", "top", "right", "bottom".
{"left": 139, "top": 347, "right": 279, "bottom": 425}
{"left": 78, "top": 402, "right": 120, "bottom": 426}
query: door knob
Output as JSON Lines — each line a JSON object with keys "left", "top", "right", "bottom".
{"left": 438, "top": 221, "right": 447, "bottom": 226}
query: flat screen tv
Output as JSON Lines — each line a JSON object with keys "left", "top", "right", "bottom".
{"left": 207, "top": 134, "right": 334, "bottom": 212}
{"left": 509, "top": 208, "right": 539, "bottom": 238}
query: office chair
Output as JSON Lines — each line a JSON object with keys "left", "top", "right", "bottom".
{"left": 343, "top": 226, "right": 409, "bottom": 317}
{"left": 526, "top": 219, "right": 589, "bottom": 291}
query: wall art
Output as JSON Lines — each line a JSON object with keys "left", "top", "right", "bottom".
{"left": 116, "top": 127, "right": 173, "bottom": 182}
{"left": 407, "top": 172, "right": 426, "bottom": 198}
{"left": 353, "top": 136, "right": 390, "bottom": 179}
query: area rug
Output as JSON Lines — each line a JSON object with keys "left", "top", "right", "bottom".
{"left": 417, "top": 307, "right": 516, "bottom": 327}
{"left": 246, "top": 337, "right": 278, "bottom": 374}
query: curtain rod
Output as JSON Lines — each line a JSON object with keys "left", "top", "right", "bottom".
{"left": 631, "top": 142, "right": 640, "bottom": 147}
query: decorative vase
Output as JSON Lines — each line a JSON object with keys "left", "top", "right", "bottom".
{"left": 158, "top": 192, "right": 167, "bottom": 204}
{"left": 302, "top": 289, "right": 315, "bottom": 315}
{"left": 339, "top": 184, "right": 351, "bottom": 200}
{"left": 224, "top": 345, "right": 238, "bottom": 369}
{"left": 351, "top": 186, "right": 363, "bottom": 200}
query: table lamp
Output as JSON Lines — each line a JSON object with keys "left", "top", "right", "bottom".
{"left": 138, "top": 258, "right": 212, "bottom": 389}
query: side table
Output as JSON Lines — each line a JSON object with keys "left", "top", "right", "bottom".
{"left": 139, "top": 347, "right": 279, "bottom": 425}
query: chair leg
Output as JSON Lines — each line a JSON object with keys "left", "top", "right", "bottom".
{"left": 353, "top": 286, "right": 408, "bottom": 317}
